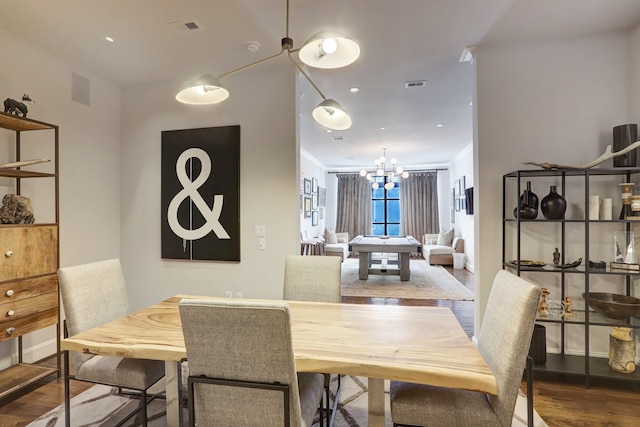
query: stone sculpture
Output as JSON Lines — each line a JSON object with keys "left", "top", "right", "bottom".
{"left": 0, "top": 194, "right": 35, "bottom": 224}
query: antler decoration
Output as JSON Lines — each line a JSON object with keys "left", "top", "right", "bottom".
{"left": 524, "top": 141, "right": 640, "bottom": 170}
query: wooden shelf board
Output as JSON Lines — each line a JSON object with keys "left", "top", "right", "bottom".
{"left": 0, "top": 363, "right": 58, "bottom": 399}
{"left": 0, "top": 112, "right": 55, "bottom": 131}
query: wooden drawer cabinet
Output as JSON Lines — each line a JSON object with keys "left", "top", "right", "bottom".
{"left": 0, "top": 294, "right": 58, "bottom": 341}
{"left": 0, "top": 274, "right": 58, "bottom": 342}
{"left": 0, "top": 226, "right": 57, "bottom": 281}
{"left": 0, "top": 113, "right": 60, "bottom": 399}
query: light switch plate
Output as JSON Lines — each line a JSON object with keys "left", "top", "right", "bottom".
{"left": 255, "top": 225, "right": 266, "bottom": 236}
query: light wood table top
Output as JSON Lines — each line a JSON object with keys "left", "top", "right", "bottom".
{"left": 61, "top": 295, "right": 496, "bottom": 426}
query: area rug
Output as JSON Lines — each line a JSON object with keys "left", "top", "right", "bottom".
{"left": 341, "top": 258, "right": 474, "bottom": 300}
{"left": 28, "top": 375, "right": 547, "bottom": 426}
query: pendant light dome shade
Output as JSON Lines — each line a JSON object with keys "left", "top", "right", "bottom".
{"left": 176, "top": 74, "right": 229, "bottom": 104}
{"left": 299, "top": 32, "right": 360, "bottom": 69}
{"left": 312, "top": 98, "right": 352, "bottom": 130}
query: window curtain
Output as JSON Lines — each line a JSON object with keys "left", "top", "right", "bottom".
{"left": 336, "top": 174, "right": 372, "bottom": 240}
{"left": 400, "top": 172, "right": 439, "bottom": 249}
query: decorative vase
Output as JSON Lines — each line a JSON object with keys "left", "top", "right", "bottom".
{"left": 613, "top": 124, "right": 638, "bottom": 167}
{"left": 519, "top": 181, "right": 539, "bottom": 210}
{"left": 541, "top": 185, "right": 566, "bottom": 219}
{"left": 513, "top": 206, "right": 538, "bottom": 219}
{"left": 609, "top": 327, "right": 636, "bottom": 373}
{"left": 513, "top": 181, "right": 538, "bottom": 219}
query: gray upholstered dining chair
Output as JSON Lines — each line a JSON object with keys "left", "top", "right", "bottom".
{"left": 283, "top": 254, "right": 342, "bottom": 426}
{"left": 58, "top": 259, "right": 165, "bottom": 427}
{"left": 179, "top": 298, "right": 325, "bottom": 426}
{"left": 390, "top": 269, "right": 542, "bottom": 427}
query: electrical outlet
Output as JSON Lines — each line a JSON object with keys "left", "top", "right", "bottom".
{"left": 235, "top": 292, "right": 243, "bottom": 299}
{"left": 224, "top": 291, "right": 233, "bottom": 298}
{"left": 258, "top": 238, "right": 266, "bottom": 250}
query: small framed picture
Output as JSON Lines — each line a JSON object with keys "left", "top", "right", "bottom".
{"left": 304, "top": 179, "right": 311, "bottom": 195}
{"left": 304, "top": 197, "right": 312, "bottom": 217}
{"left": 312, "top": 210, "right": 318, "bottom": 226}
{"left": 451, "top": 188, "right": 455, "bottom": 210}
{"left": 319, "top": 187, "right": 326, "bottom": 206}
{"left": 451, "top": 209, "right": 455, "bottom": 223}
{"left": 312, "top": 178, "right": 318, "bottom": 194}
{"left": 312, "top": 193, "right": 318, "bottom": 209}
{"left": 319, "top": 207, "right": 324, "bottom": 219}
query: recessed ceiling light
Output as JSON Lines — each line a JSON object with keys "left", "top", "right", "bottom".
{"left": 350, "top": 87, "right": 359, "bottom": 93}
{"left": 436, "top": 123, "right": 444, "bottom": 128}
{"left": 326, "top": 129, "right": 333, "bottom": 133}
{"left": 379, "top": 127, "right": 386, "bottom": 131}
{"left": 105, "top": 36, "right": 115, "bottom": 42}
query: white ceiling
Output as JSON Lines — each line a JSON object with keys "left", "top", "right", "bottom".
{"left": 1, "top": 0, "right": 640, "bottom": 171}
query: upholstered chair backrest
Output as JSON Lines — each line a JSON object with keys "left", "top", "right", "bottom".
{"left": 477, "top": 270, "right": 541, "bottom": 426}
{"left": 283, "top": 255, "right": 342, "bottom": 303}
{"left": 179, "top": 299, "right": 304, "bottom": 426}
{"left": 58, "top": 259, "right": 129, "bottom": 369}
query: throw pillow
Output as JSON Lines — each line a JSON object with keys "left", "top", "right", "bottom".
{"left": 325, "top": 228, "right": 338, "bottom": 244}
{"left": 437, "top": 228, "right": 454, "bottom": 246}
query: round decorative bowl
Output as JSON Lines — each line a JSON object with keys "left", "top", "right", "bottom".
{"left": 582, "top": 292, "right": 640, "bottom": 320}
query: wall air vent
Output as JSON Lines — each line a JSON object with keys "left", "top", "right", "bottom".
{"left": 170, "top": 20, "right": 203, "bottom": 32}
{"left": 404, "top": 80, "right": 427, "bottom": 88}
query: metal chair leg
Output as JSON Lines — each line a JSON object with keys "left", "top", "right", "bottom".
{"left": 64, "top": 350, "right": 71, "bottom": 427}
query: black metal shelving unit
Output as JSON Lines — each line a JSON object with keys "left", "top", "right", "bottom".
{"left": 503, "top": 168, "right": 640, "bottom": 388}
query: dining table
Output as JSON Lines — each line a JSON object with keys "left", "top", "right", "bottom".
{"left": 61, "top": 294, "right": 497, "bottom": 427}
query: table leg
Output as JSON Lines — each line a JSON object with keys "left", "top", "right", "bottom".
{"left": 399, "top": 253, "right": 410, "bottom": 281}
{"left": 165, "top": 361, "right": 181, "bottom": 427}
{"left": 359, "top": 252, "right": 370, "bottom": 279}
{"left": 368, "top": 377, "right": 385, "bottom": 427}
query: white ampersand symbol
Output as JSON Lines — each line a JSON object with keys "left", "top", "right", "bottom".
{"left": 167, "top": 148, "right": 230, "bottom": 240}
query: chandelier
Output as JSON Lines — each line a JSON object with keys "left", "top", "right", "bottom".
{"left": 359, "top": 148, "right": 409, "bottom": 190}
{"left": 175, "top": 0, "right": 359, "bottom": 131}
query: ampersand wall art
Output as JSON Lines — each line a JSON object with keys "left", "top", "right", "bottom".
{"left": 161, "top": 126, "right": 240, "bottom": 261}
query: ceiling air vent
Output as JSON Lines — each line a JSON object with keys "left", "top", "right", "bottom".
{"left": 404, "top": 80, "right": 427, "bottom": 88}
{"left": 170, "top": 20, "right": 203, "bottom": 33}
{"left": 332, "top": 136, "right": 345, "bottom": 142}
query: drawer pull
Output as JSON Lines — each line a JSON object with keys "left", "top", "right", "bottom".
{"left": 7, "top": 310, "right": 15, "bottom": 317}
{"left": 5, "top": 290, "right": 14, "bottom": 297}
{"left": 5, "top": 250, "right": 14, "bottom": 258}
{"left": 6, "top": 327, "right": 15, "bottom": 335}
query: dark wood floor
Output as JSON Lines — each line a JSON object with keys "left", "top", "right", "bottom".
{"left": 1, "top": 262, "right": 639, "bottom": 426}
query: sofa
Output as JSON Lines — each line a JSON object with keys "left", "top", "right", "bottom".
{"left": 324, "top": 230, "right": 350, "bottom": 261}
{"left": 422, "top": 233, "right": 464, "bottom": 265}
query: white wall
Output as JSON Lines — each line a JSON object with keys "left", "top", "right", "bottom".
{"left": 120, "top": 59, "right": 299, "bottom": 311}
{"left": 475, "top": 31, "right": 631, "bottom": 347}
{"left": 450, "top": 145, "right": 474, "bottom": 271}
{"left": 0, "top": 29, "right": 121, "bottom": 365}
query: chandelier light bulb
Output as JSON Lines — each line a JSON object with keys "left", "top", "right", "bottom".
{"left": 377, "top": 169, "right": 384, "bottom": 176}
{"left": 359, "top": 169, "right": 367, "bottom": 177}
{"left": 402, "top": 171, "right": 409, "bottom": 178}
{"left": 396, "top": 166, "right": 404, "bottom": 174}
{"left": 384, "top": 182, "right": 395, "bottom": 190}
{"left": 372, "top": 182, "right": 379, "bottom": 190}
{"left": 366, "top": 173, "right": 373, "bottom": 180}
{"left": 374, "top": 159, "right": 381, "bottom": 166}
{"left": 390, "top": 158, "right": 397, "bottom": 165}
{"left": 321, "top": 37, "right": 338, "bottom": 55}
{"left": 380, "top": 156, "right": 386, "bottom": 163}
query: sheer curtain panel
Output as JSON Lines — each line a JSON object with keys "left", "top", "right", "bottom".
{"left": 336, "top": 174, "right": 372, "bottom": 239}
{"left": 400, "top": 172, "right": 439, "bottom": 248}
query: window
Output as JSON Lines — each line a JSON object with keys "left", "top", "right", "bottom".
{"left": 371, "top": 176, "right": 401, "bottom": 236}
